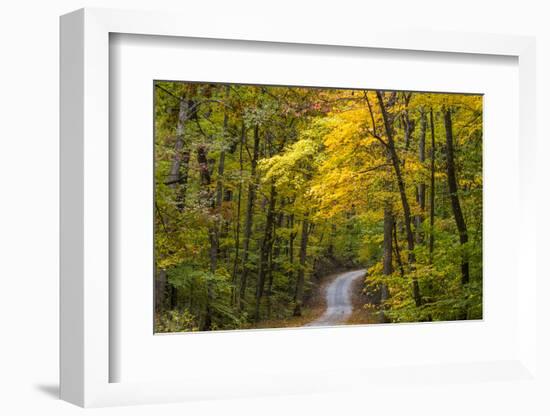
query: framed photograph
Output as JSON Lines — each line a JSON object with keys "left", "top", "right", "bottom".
{"left": 60, "top": 8, "right": 538, "bottom": 408}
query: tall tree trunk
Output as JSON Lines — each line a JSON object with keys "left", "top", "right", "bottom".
{"left": 155, "top": 269, "right": 167, "bottom": 313}
{"left": 415, "top": 110, "right": 427, "bottom": 243}
{"left": 197, "top": 145, "right": 215, "bottom": 265}
{"left": 293, "top": 215, "right": 309, "bottom": 317}
{"left": 215, "top": 87, "right": 230, "bottom": 210}
{"left": 254, "top": 184, "right": 276, "bottom": 321}
{"left": 376, "top": 91, "right": 422, "bottom": 307}
{"left": 380, "top": 203, "right": 393, "bottom": 323}
{"left": 429, "top": 109, "right": 436, "bottom": 263}
{"left": 197, "top": 144, "right": 216, "bottom": 330}
{"left": 168, "top": 98, "right": 191, "bottom": 210}
{"left": 238, "top": 124, "right": 260, "bottom": 310}
{"left": 231, "top": 123, "right": 246, "bottom": 305}
{"left": 444, "top": 109, "right": 469, "bottom": 286}
{"left": 267, "top": 209, "right": 284, "bottom": 318}
{"left": 213, "top": 87, "right": 230, "bottom": 261}
{"left": 287, "top": 213, "right": 297, "bottom": 296}
{"left": 382, "top": 205, "right": 393, "bottom": 277}
{"left": 157, "top": 95, "right": 191, "bottom": 311}
{"left": 402, "top": 92, "right": 414, "bottom": 152}
{"left": 266, "top": 245, "right": 274, "bottom": 319}
{"left": 393, "top": 220, "right": 405, "bottom": 278}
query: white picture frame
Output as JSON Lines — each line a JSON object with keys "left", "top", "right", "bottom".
{"left": 60, "top": 7, "right": 538, "bottom": 408}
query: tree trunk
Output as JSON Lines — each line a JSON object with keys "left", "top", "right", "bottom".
{"left": 155, "top": 269, "right": 167, "bottom": 313}
{"left": 383, "top": 205, "right": 393, "bottom": 278}
{"left": 213, "top": 87, "right": 230, "bottom": 262}
{"left": 231, "top": 123, "right": 245, "bottom": 305}
{"left": 429, "top": 109, "right": 436, "bottom": 263}
{"left": 415, "top": 111, "right": 427, "bottom": 243}
{"left": 287, "top": 213, "right": 297, "bottom": 299}
{"left": 380, "top": 203, "right": 393, "bottom": 323}
{"left": 196, "top": 144, "right": 216, "bottom": 330}
{"left": 168, "top": 98, "right": 191, "bottom": 211}
{"left": 266, "top": 245, "right": 274, "bottom": 319}
{"left": 215, "top": 87, "right": 230, "bottom": 211}
{"left": 197, "top": 145, "right": 217, "bottom": 273}
{"left": 267, "top": 209, "right": 284, "bottom": 318}
{"left": 238, "top": 124, "right": 260, "bottom": 310}
{"left": 444, "top": 109, "right": 469, "bottom": 286}
{"left": 376, "top": 91, "right": 422, "bottom": 307}
{"left": 293, "top": 216, "right": 309, "bottom": 317}
{"left": 159, "top": 95, "right": 191, "bottom": 311}
{"left": 254, "top": 184, "right": 276, "bottom": 321}
{"left": 393, "top": 220, "right": 405, "bottom": 279}
{"left": 402, "top": 92, "right": 414, "bottom": 153}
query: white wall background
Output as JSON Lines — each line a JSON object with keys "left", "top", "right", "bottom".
{"left": 1, "top": 1, "right": 548, "bottom": 415}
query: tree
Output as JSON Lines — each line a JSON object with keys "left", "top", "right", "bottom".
{"left": 238, "top": 124, "right": 260, "bottom": 310}
{"left": 444, "top": 108, "right": 469, "bottom": 286}
{"left": 375, "top": 91, "right": 422, "bottom": 307}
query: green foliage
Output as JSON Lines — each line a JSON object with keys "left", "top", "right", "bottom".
{"left": 155, "top": 309, "right": 198, "bottom": 333}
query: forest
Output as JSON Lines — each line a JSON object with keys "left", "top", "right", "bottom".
{"left": 154, "top": 81, "right": 483, "bottom": 332}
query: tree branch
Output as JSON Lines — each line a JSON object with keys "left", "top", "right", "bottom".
{"left": 364, "top": 91, "right": 388, "bottom": 148}
{"left": 155, "top": 83, "right": 182, "bottom": 101}
{"left": 155, "top": 202, "right": 168, "bottom": 233}
{"left": 357, "top": 163, "right": 392, "bottom": 174}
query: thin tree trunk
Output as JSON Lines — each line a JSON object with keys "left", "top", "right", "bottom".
{"left": 380, "top": 203, "right": 393, "bottom": 323}
{"left": 382, "top": 205, "right": 393, "bottom": 277}
{"left": 168, "top": 98, "right": 191, "bottom": 211}
{"left": 197, "top": 144, "right": 215, "bottom": 330}
{"left": 415, "top": 111, "right": 427, "bottom": 243}
{"left": 213, "top": 87, "right": 230, "bottom": 262}
{"left": 254, "top": 184, "right": 276, "bottom": 321}
{"left": 215, "top": 87, "right": 230, "bottom": 210}
{"left": 267, "top": 209, "right": 284, "bottom": 318}
{"left": 288, "top": 213, "right": 296, "bottom": 291}
{"left": 376, "top": 91, "right": 422, "bottom": 307}
{"left": 155, "top": 269, "right": 167, "bottom": 313}
{"left": 158, "top": 95, "right": 190, "bottom": 311}
{"left": 429, "top": 109, "right": 436, "bottom": 262}
{"left": 238, "top": 124, "right": 260, "bottom": 310}
{"left": 197, "top": 145, "right": 215, "bottom": 266}
{"left": 402, "top": 92, "right": 414, "bottom": 153}
{"left": 266, "top": 245, "right": 274, "bottom": 319}
{"left": 293, "top": 216, "right": 310, "bottom": 317}
{"left": 444, "top": 109, "right": 469, "bottom": 286}
{"left": 393, "top": 220, "right": 405, "bottom": 279}
{"left": 231, "top": 123, "right": 245, "bottom": 305}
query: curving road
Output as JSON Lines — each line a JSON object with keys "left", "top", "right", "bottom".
{"left": 305, "top": 269, "right": 366, "bottom": 327}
